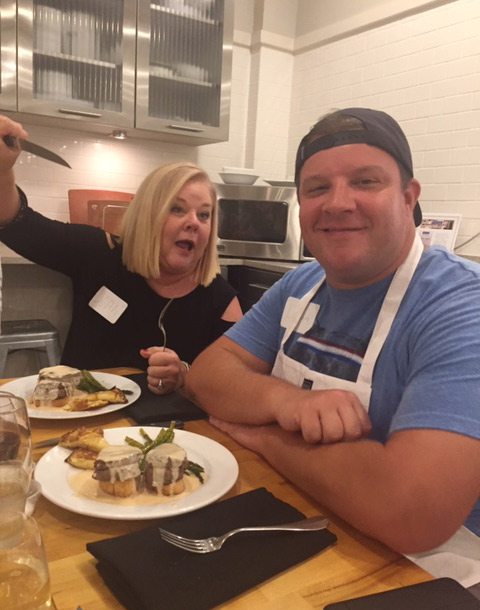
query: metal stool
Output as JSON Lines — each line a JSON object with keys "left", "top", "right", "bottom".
{"left": 0, "top": 319, "right": 62, "bottom": 377}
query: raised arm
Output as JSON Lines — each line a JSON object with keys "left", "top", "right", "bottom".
{"left": 0, "top": 115, "right": 28, "bottom": 224}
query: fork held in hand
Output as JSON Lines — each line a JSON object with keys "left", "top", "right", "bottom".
{"left": 158, "top": 515, "right": 329, "bottom": 553}
{"left": 157, "top": 297, "right": 174, "bottom": 350}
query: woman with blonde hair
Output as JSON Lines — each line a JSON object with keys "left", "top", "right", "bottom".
{"left": 0, "top": 115, "right": 242, "bottom": 393}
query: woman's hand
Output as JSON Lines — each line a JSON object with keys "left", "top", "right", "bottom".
{"left": 140, "top": 346, "right": 188, "bottom": 395}
{"left": 0, "top": 115, "right": 28, "bottom": 172}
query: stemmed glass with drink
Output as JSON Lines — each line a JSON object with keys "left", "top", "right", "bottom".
{"left": 0, "top": 390, "right": 33, "bottom": 515}
{"left": 0, "top": 390, "right": 32, "bottom": 468}
{"left": 0, "top": 512, "right": 53, "bottom": 609}
{"left": 0, "top": 391, "right": 53, "bottom": 608}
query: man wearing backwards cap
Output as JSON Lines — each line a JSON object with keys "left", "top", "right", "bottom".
{"left": 187, "top": 108, "right": 480, "bottom": 562}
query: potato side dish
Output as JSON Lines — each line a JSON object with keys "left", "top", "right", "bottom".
{"left": 60, "top": 426, "right": 108, "bottom": 469}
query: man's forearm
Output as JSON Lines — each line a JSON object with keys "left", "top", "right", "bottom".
{"left": 216, "top": 421, "right": 479, "bottom": 554}
{"left": 187, "top": 338, "right": 300, "bottom": 424}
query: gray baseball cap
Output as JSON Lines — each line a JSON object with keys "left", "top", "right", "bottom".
{"left": 295, "top": 108, "right": 422, "bottom": 227}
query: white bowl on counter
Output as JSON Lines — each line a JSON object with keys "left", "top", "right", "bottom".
{"left": 219, "top": 167, "right": 259, "bottom": 185}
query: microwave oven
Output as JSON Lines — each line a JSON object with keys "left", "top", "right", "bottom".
{"left": 215, "top": 183, "right": 311, "bottom": 261}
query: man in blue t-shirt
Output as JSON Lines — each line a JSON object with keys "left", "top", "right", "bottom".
{"left": 187, "top": 108, "right": 480, "bottom": 563}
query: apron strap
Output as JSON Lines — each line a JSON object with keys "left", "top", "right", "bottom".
{"left": 358, "top": 233, "right": 424, "bottom": 386}
{"left": 279, "top": 275, "right": 326, "bottom": 348}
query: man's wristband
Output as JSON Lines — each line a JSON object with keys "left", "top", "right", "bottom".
{"left": 181, "top": 361, "right": 190, "bottom": 373}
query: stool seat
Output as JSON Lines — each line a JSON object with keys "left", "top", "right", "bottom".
{"left": 0, "top": 319, "right": 62, "bottom": 377}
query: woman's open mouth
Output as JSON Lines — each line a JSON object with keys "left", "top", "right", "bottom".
{"left": 175, "top": 239, "right": 195, "bottom": 251}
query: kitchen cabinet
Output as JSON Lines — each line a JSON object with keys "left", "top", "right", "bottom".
{"left": 0, "top": 0, "right": 233, "bottom": 144}
{"left": 227, "top": 266, "right": 285, "bottom": 313}
{"left": 0, "top": 1, "right": 17, "bottom": 111}
{"left": 14, "top": 0, "right": 136, "bottom": 127}
{"left": 136, "top": 0, "right": 233, "bottom": 140}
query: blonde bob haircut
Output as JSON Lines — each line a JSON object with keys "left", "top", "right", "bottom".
{"left": 120, "top": 162, "right": 219, "bottom": 286}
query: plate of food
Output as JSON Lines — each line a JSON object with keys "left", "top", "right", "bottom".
{"left": 34, "top": 425, "right": 239, "bottom": 520}
{"left": 1, "top": 366, "right": 141, "bottom": 420}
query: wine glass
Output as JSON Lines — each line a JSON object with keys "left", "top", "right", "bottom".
{"left": 0, "top": 391, "right": 33, "bottom": 516}
{"left": 0, "top": 512, "right": 53, "bottom": 609}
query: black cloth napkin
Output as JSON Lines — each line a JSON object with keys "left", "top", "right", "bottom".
{"left": 87, "top": 487, "right": 337, "bottom": 610}
{"left": 324, "top": 577, "right": 480, "bottom": 609}
{"left": 123, "top": 373, "right": 206, "bottom": 424}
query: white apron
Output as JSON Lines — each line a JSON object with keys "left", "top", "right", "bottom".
{"left": 272, "top": 233, "right": 424, "bottom": 410}
{"left": 271, "top": 233, "right": 480, "bottom": 587}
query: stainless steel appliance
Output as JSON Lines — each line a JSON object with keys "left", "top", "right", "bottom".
{"left": 216, "top": 183, "right": 304, "bottom": 261}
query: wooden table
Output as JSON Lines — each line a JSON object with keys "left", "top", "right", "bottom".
{"left": 3, "top": 369, "right": 432, "bottom": 609}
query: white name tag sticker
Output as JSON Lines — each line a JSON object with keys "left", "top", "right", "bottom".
{"left": 88, "top": 286, "right": 128, "bottom": 324}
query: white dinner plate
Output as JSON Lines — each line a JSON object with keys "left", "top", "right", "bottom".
{"left": 34, "top": 427, "right": 239, "bottom": 520}
{"left": 1, "top": 372, "right": 140, "bottom": 420}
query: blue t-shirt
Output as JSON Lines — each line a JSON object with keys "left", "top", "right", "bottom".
{"left": 226, "top": 246, "right": 480, "bottom": 532}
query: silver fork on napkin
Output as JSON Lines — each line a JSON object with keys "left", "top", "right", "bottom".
{"left": 158, "top": 516, "right": 329, "bottom": 553}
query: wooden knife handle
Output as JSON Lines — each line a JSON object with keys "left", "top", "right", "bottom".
{"left": 2, "top": 135, "right": 19, "bottom": 149}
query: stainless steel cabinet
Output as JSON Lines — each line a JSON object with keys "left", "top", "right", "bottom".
{"left": 17, "top": 0, "right": 136, "bottom": 127}
{"left": 136, "top": 0, "right": 233, "bottom": 142}
{"left": 0, "top": 1, "right": 17, "bottom": 111}
{"left": 0, "top": 0, "right": 233, "bottom": 143}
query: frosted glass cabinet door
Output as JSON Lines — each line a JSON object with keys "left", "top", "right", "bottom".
{"left": 16, "top": 0, "right": 136, "bottom": 127}
{"left": 136, "top": 0, "right": 233, "bottom": 142}
{"left": 0, "top": 0, "right": 17, "bottom": 111}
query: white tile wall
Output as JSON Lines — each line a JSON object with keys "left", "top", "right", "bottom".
{"left": 7, "top": 0, "right": 480, "bottom": 256}
{"left": 289, "top": 0, "right": 480, "bottom": 256}
{"left": 246, "top": 45, "right": 294, "bottom": 180}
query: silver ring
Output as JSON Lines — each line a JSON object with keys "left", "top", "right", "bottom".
{"left": 157, "top": 379, "right": 163, "bottom": 388}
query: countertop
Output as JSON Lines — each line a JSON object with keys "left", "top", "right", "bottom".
{"left": 0, "top": 243, "right": 30, "bottom": 264}
{"left": 219, "top": 256, "right": 302, "bottom": 273}
{"left": 2, "top": 243, "right": 480, "bottom": 268}
{"left": 0, "top": 248, "right": 305, "bottom": 269}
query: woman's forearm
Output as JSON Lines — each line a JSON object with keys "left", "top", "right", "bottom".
{"left": 0, "top": 170, "right": 21, "bottom": 224}
{"left": 0, "top": 115, "right": 27, "bottom": 224}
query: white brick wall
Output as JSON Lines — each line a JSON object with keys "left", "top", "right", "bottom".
{"left": 8, "top": 0, "right": 480, "bottom": 256}
{"left": 289, "top": 0, "right": 480, "bottom": 256}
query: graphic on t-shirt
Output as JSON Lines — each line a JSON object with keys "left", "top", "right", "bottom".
{"left": 284, "top": 324, "right": 369, "bottom": 382}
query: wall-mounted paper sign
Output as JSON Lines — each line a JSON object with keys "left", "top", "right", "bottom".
{"left": 417, "top": 213, "right": 462, "bottom": 252}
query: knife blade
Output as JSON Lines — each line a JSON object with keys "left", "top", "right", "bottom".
{"left": 2, "top": 135, "right": 71, "bottom": 168}
{"left": 33, "top": 436, "right": 62, "bottom": 449}
{"left": 32, "top": 421, "right": 185, "bottom": 449}
{"left": 144, "top": 420, "right": 185, "bottom": 429}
